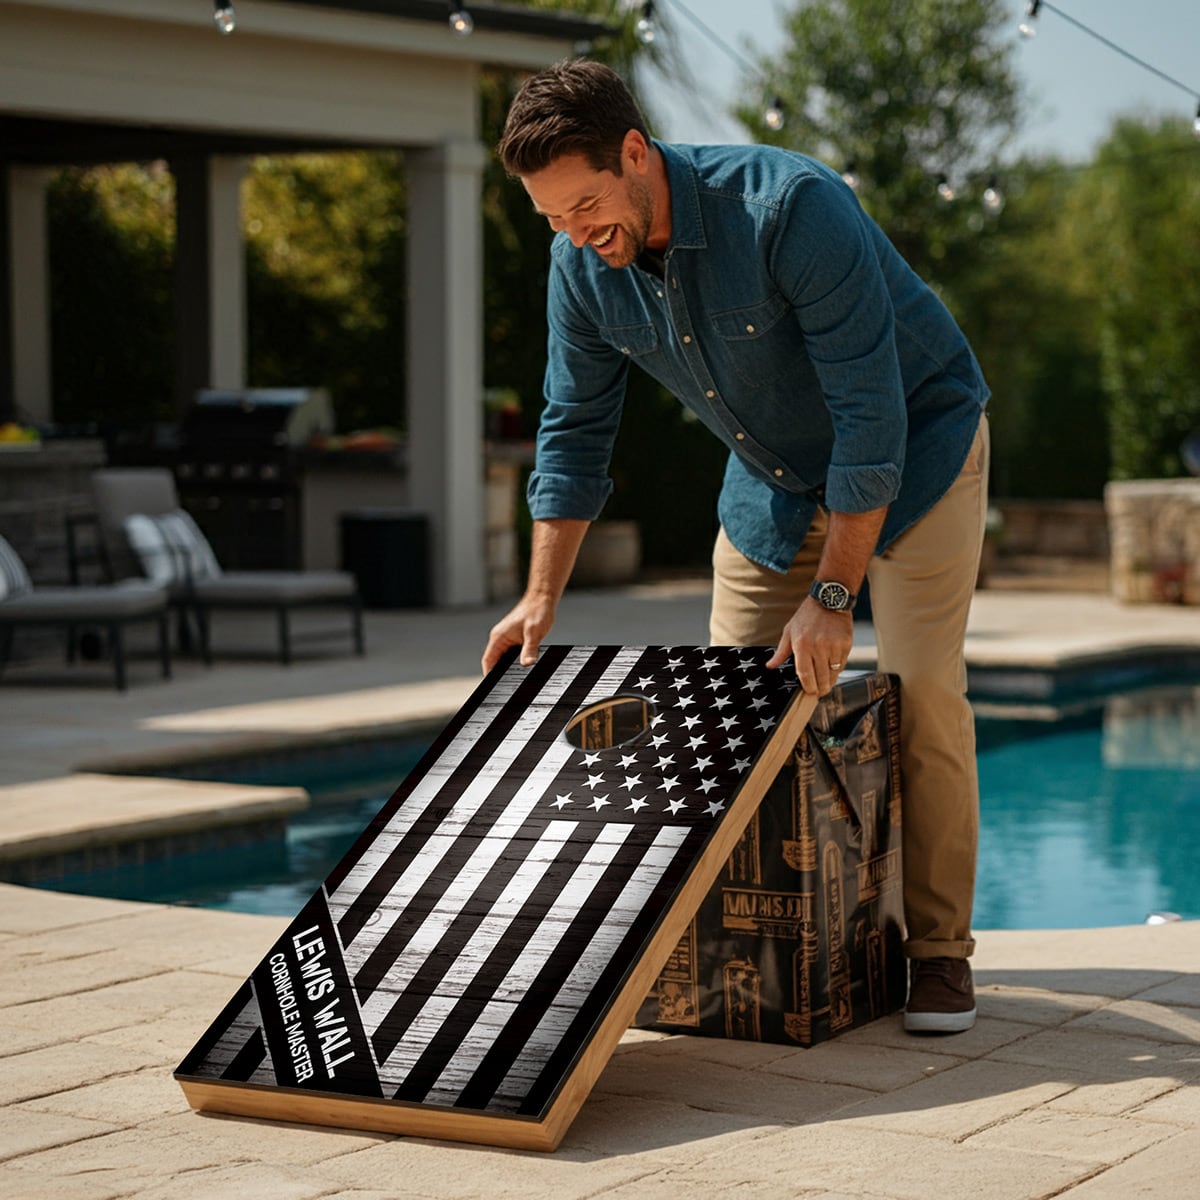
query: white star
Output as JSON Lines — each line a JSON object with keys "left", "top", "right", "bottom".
{"left": 589, "top": 794, "right": 611, "bottom": 811}
{"left": 705, "top": 677, "right": 726, "bottom": 692}
{"left": 649, "top": 714, "right": 666, "bottom": 728}
{"left": 758, "top": 717, "right": 775, "bottom": 730}
{"left": 584, "top": 773, "right": 605, "bottom": 790}
{"left": 697, "top": 777, "right": 719, "bottom": 794}
{"left": 635, "top": 676, "right": 655, "bottom": 689}
{"left": 726, "top": 735, "right": 745, "bottom": 751}
{"left": 720, "top": 716, "right": 739, "bottom": 730}
{"left": 713, "top": 695, "right": 732, "bottom": 709}
{"left": 551, "top": 793, "right": 573, "bottom": 809}
{"left": 737, "top": 659, "right": 759, "bottom": 671}
{"left": 677, "top": 693, "right": 695, "bottom": 708}
{"left": 626, "top": 796, "right": 648, "bottom": 813}
{"left": 619, "top": 753, "right": 639, "bottom": 768}
{"left": 658, "top": 775, "right": 680, "bottom": 793}
{"left": 687, "top": 735, "right": 707, "bottom": 751}
{"left": 670, "top": 678, "right": 690, "bottom": 692}
{"left": 666, "top": 797, "right": 688, "bottom": 815}
{"left": 667, "top": 657, "right": 684, "bottom": 669}
{"left": 694, "top": 755, "right": 713, "bottom": 771}
{"left": 706, "top": 799, "right": 727, "bottom": 816}
{"left": 701, "top": 657, "right": 720, "bottom": 670}
{"left": 621, "top": 774, "right": 642, "bottom": 791}
{"left": 743, "top": 678, "right": 763, "bottom": 691}
{"left": 750, "top": 695, "right": 770, "bottom": 710}
{"left": 682, "top": 714, "right": 702, "bottom": 729}
{"left": 650, "top": 733, "right": 670, "bottom": 748}
{"left": 734, "top": 757, "right": 751, "bottom": 772}
{"left": 656, "top": 754, "right": 675, "bottom": 769}
{"left": 582, "top": 751, "right": 602, "bottom": 766}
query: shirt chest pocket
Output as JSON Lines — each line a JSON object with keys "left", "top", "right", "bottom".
{"left": 709, "top": 292, "right": 798, "bottom": 386}
{"left": 602, "top": 321, "right": 660, "bottom": 359}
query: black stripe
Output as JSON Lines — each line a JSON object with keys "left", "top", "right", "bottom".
{"left": 348, "top": 646, "right": 627, "bottom": 995}
{"left": 175, "top": 981, "right": 254, "bottom": 1077}
{"left": 335, "top": 645, "right": 576, "bottom": 944}
{"left": 222, "top": 1028, "right": 267, "bottom": 1081}
{"left": 392, "top": 821, "right": 684, "bottom": 1108}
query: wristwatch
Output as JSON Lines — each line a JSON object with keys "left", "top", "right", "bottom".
{"left": 809, "top": 579, "right": 857, "bottom": 612}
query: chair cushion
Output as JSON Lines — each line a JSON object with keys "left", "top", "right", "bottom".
{"left": 191, "top": 570, "right": 357, "bottom": 605}
{"left": 124, "top": 510, "right": 222, "bottom": 586}
{"left": 0, "top": 534, "right": 32, "bottom": 601}
{"left": 0, "top": 580, "right": 167, "bottom": 621}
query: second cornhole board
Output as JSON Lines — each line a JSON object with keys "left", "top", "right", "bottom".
{"left": 176, "top": 645, "right": 816, "bottom": 1151}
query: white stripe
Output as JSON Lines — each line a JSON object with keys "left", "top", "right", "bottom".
{"left": 334, "top": 648, "right": 647, "bottom": 973}
{"left": 483, "top": 823, "right": 692, "bottom": 1110}
{"left": 375, "top": 822, "right": 636, "bottom": 1093}
{"left": 357, "top": 820, "right": 578, "bottom": 1029}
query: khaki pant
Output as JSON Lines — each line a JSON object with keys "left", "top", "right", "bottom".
{"left": 710, "top": 417, "right": 990, "bottom": 960}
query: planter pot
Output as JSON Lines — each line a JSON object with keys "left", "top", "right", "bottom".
{"left": 570, "top": 520, "right": 642, "bottom": 587}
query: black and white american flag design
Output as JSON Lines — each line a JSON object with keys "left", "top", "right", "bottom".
{"left": 178, "top": 645, "right": 799, "bottom": 1120}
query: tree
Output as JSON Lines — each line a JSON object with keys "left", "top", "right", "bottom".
{"left": 736, "top": 0, "right": 1021, "bottom": 292}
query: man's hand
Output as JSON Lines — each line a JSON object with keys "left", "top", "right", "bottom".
{"left": 766, "top": 599, "right": 854, "bottom": 696}
{"left": 482, "top": 594, "right": 557, "bottom": 674}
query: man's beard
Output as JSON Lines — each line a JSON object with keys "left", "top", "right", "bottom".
{"left": 597, "top": 176, "right": 655, "bottom": 270}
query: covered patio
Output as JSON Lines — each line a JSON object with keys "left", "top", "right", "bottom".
{"left": 0, "top": 0, "right": 606, "bottom": 604}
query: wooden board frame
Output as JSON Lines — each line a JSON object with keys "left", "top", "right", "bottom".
{"left": 176, "top": 645, "right": 817, "bottom": 1151}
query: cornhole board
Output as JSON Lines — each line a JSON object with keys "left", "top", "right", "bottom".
{"left": 176, "top": 645, "right": 817, "bottom": 1151}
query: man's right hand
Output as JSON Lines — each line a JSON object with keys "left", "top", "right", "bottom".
{"left": 481, "top": 594, "right": 557, "bottom": 674}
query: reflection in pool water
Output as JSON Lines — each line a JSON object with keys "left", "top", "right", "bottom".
{"left": 35, "top": 684, "right": 1200, "bottom": 930}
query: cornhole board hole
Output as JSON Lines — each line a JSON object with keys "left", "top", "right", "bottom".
{"left": 176, "top": 645, "right": 817, "bottom": 1151}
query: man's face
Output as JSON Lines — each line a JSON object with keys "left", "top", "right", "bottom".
{"left": 521, "top": 151, "right": 655, "bottom": 270}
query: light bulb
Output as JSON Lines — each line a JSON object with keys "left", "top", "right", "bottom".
{"left": 213, "top": 2, "right": 236, "bottom": 35}
{"left": 1018, "top": 0, "right": 1040, "bottom": 38}
{"left": 840, "top": 161, "right": 861, "bottom": 192}
{"left": 449, "top": 8, "right": 474, "bottom": 36}
{"left": 982, "top": 176, "right": 1004, "bottom": 213}
{"left": 764, "top": 97, "right": 785, "bottom": 132}
{"left": 936, "top": 174, "right": 956, "bottom": 203}
{"left": 635, "top": 1, "right": 656, "bottom": 45}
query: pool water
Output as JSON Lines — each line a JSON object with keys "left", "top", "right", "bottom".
{"left": 38, "top": 683, "right": 1200, "bottom": 930}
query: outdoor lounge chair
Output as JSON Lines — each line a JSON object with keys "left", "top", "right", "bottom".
{"left": 0, "top": 534, "right": 170, "bottom": 690}
{"left": 90, "top": 468, "right": 364, "bottom": 666}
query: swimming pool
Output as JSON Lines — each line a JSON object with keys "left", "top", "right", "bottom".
{"left": 35, "top": 680, "right": 1200, "bottom": 929}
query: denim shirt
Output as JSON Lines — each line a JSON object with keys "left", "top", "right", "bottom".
{"left": 527, "top": 141, "right": 990, "bottom": 572}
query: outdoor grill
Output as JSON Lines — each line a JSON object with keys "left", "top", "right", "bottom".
{"left": 174, "top": 388, "right": 333, "bottom": 570}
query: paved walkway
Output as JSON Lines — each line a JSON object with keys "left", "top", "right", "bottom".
{"left": 2, "top": 580, "right": 1200, "bottom": 1198}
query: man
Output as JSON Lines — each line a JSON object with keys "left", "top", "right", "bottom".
{"left": 482, "top": 60, "right": 989, "bottom": 1034}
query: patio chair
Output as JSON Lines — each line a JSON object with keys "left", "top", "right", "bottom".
{"left": 0, "top": 534, "right": 170, "bottom": 691}
{"left": 90, "top": 468, "right": 364, "bottom": 666}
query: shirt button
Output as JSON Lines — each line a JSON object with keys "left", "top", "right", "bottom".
{"left": 656, "top": 290, "right": 663, "bottom": 298}
{"left": 735, "top": 432, "right": 745, "bottom": 441}
{"left": 774, "top": 468, "right": 784, "bottom": 477}
{"left": 746, "top": 324, "right": 756, "bottom": 333}
{"left": 620, "top": 346, "right": 630, "bottom": 354}
{"left": 683, "top": 335, "right": 692, "bottom": 344}
{"left": 705, "top": 390, "right": 715, "bottom": 398}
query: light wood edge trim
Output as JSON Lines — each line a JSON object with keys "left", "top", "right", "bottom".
{"left": 178, "top": 1078, "right": 558, "bottom": 1152}
{"left": 179, "top": 689, "right": 817, "bottom": 1154}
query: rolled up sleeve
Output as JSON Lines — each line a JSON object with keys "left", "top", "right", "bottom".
{"left": 527, "top": 257, "right": 626, "bottom": 521}
{"left": 770, "top": 175, "right": 907, "bottom": 513}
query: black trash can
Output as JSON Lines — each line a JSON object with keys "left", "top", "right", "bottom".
{"left": 339, "top": 508, "right": 431, "bottom": 609}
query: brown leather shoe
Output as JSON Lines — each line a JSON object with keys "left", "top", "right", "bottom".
{"left": 904, "top": 957, "right": 976, "bottom": 1033}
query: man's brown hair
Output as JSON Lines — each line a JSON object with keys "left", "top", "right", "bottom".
{"left": 497, "top": 59, "right": 650, "bottom": 177}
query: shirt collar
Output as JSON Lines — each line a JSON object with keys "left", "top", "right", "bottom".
{"left": 655, "top": 140, "right": 707, "bottom": 252}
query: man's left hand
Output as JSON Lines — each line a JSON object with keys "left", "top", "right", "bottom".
{"left": 765, "top": 599, "right": 853, "bottom": 695}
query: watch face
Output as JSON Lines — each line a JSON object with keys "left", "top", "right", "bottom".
{"left": 817, "top": 581, "right": 852, "bottom": 610}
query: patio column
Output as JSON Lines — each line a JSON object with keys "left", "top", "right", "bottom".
{"left": 171, "top": 154, "right": 247, "bottom": 414}
{"left": 406, "top": 140, "right": 488, "bottom": 607}
{"left": 2, "top": 166, "right": 54, "bottom": 425}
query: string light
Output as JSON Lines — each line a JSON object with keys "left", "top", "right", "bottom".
{"left": 447, "top": 4, "right": 473, "bottom": 36}
{"left": 840, "top": 160, "right": 861, "bottom": 192}
{"left": 635, "top": 1, "right": 657, "bottom": 46}
{"left": 935, "top": 174, "right": 956, "bottom": 203}
{"left": 763, "top": 96, "right": 785, "bottom": 132}
{"left": 212, "top": 1, "right": 235, "bottom": 34}
{"left": 1018, "top": 0, "right": 1040, "bottom": 39}
{"left": 982, "top": 176, "right": 1005, "bottom": 214}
